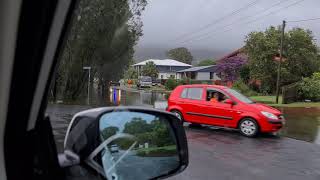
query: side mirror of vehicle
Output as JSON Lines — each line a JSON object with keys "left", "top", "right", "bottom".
{"left": 60, "top": 107, "right": 188, "bottom": 180}
{"left": 224, "top": 99, "right": 234, "bottom": 105}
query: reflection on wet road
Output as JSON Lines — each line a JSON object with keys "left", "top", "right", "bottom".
{"left": 108, "top": 86, "right": 167, "bottom": 107}
{"left": 279, "top": 107, "right": 320, "bottom": 145}
{"left": 170, "top": 126, "right": 320, "bottom": 180}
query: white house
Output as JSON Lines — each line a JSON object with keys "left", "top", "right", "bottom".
{"left": 132, "top": 59, "right": 191, "bottom": 79}
{"left": 176, "top": 65, "right": 221, "bottom": 81}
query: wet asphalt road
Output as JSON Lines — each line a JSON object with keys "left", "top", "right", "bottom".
{"left": 47, "top": 105, "right": 320, "bottom": 180}
{"left": 169, "top": 125, "right": 320, "bottom": 180}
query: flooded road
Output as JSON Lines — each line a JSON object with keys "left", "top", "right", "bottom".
{"left": 279, "top": 107, "right": 320, "bottom": 145}
{"left": 47, "top": 87, "right": 320, "bottom": 179}
{"left": 106, "top": 87, "right": 320, "bottom": 145}
{"left": 47, "top": 87, "right": 320, "bottom": 151}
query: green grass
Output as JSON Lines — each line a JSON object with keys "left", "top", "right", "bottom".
{"left": 250, "top": 95, "right": 320, "bottom": 107}
{"left": 270, "top": 102, "right": 320, "bottom": 107}
{"left": 250, "top": 96, "right": 282, "bottom": 104}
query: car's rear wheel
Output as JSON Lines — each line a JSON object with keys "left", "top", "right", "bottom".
{"left": 171, "top": 110, "right": 184, "bottom": 124}
{"left": 239, "top": 118, "right": 259, "bottom": 137}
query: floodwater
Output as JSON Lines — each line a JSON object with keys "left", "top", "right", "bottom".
{"left": 47, "top": 87, "right": 320, "bottom": 152}
{"left": 279, "top": 107, "right": 320, "bottom": 145}
{"left": 108, "top": 87, "right": 320, "bottom": 145}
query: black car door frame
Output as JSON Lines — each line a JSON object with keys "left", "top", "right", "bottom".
{"left": 3, "top": 0, "right": 78, "bottom": 179}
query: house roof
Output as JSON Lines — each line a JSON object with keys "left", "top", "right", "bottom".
{"left": 133, "top": 59, "right": 192, "bottom": 67}
{"left": 177, "top": 65, "right": 217, "bottom": 73}
{"left": 216, "top": 48, "right": 245, "bottom": 62}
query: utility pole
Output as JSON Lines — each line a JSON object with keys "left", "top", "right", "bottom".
{"left": 275, "top": 20, "right": 286, "bottom": 104}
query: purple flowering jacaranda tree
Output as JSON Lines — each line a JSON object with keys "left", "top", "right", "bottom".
{"left": 216, "top": 56, "right": 248, "bottom": 81}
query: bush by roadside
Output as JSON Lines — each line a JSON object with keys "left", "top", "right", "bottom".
{"left": 232, "top": 80, "right": 259, "bottom": 96}
{"left": 298, "top": 72, "right": 320, "bottom": 102}
{"left": 164, "top": 77, "right": 215, "bottom": 90}
{"left": 164, "top": 77, "right": 179, "bottom": 90}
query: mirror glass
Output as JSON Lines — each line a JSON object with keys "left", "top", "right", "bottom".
{"left": 94, "top": 111, "right": 180, "bottom": 180}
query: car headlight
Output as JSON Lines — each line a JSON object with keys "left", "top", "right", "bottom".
{"left": 261, "top": 111, "right": 278, "bottom": 120}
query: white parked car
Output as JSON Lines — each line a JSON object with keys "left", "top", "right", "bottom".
{"left": 110, "top": 144, "right": 119, "bottom": 153}
{"left": 137, "top": 76, "right": 152, "bottom": 88}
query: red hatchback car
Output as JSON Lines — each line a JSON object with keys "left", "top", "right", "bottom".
{"left": 167, "top": 84, "right": 285, "bottom": 137}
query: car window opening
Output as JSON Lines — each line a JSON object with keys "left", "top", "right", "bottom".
{"left": 224, "top": 88, "right": 254, "bottom": 104}
{"left": 206, "top": 90, "right": 228, "bottom": 103}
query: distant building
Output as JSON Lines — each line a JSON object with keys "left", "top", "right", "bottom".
{"left": 176, "top": 65, "right": 221, "bottom": 81}
{"left": 216, "top": 48, "right": 246, "bottom": 63}
{"left": 132, "top": 59, "right": 191, "bottom": 79}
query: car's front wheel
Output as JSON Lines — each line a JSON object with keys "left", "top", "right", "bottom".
{"left": 239, "top": 118, "right": 259, "bottom": 137}
{"left": 171, "top": 110, "right": 184, "bottom": 124}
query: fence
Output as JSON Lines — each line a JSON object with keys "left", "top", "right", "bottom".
{"left": 282, "top": 82, "right": 300, "bottom": 104}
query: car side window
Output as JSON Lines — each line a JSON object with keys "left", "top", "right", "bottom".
{"left": 180, "top": 88, "right": 187, "bottom": 98}
{"left": 186, "top": 88, "right": 203, "bottom": 100}
{"left": 206, "top": 89, "right": 229, "bottom": 103}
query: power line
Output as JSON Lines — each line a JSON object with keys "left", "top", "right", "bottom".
{"left": 180, "top": 0, "right": 306, "bottom": 44}
{"left": 179, "top": 0, "right": 292, "bottom": 44}
{"left": 172, "top": 0, "right": 261, "bottom": 41}
{"left": 287, "top": 17, "right": 320, "bottom": 22}
{"left": 181, "top": 0, "right": 305, "bottom": 44}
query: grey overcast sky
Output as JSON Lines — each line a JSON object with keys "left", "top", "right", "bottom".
{"left": 134, "top": 0, "right": 320, "bottom": 61}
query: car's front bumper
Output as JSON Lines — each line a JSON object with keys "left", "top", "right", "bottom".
{"left": 261, "top": 116, "right": 285, "bottom": 132}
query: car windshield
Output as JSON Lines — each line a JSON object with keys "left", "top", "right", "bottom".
{"left": 44, "top": 0, "right": 320, "bottom": 179}
{"left": 141, "top": 76, "right": 152, "bottom": 82}
{"left": 225, "top": 88, "right": 254, "bottom": 104}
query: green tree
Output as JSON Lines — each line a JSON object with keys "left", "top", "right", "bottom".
{"left": 298, "top": 72, "right": 320, "bottom": 101}
{"left": 123, "top": 118, "right": 152, "bottom": 135}
{"left": 124, "top": 66, "right": 138, "bottom": 80}
{"left": 164, "top": 77, "right": 178, "bottom": 90}
{"left": 239, "top": 65, "right": 250, "bottom": 84}
{"left": 245, "top": 26, "right": 320, "bottom": 93}
{"left": 285, "top": 28, "right": 319, "bottom": 79}
{"left": 150, "top": 120, "right": 174, "bottom": 147}
{"left": 197, "top": 59, "right": 216, "bottom": 66}
{"left": 54, "top": 0, "right": 147, "bottom": 102}
{"left": 166, "top": 47, "right": 193, "bottom": 64}
{"left": 101, "top": 126, "right": 119, "bottom": 140}
{"left": 141, "top": 61, "right": 159, "bottom": 78}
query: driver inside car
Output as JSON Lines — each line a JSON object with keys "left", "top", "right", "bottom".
{"left": 210, "top": 92, "right": 220, "bottom": 103}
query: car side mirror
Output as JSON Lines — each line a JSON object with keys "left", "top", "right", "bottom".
{"left": 60, "top": 107, "right": 188, "bottom": 180}
{"left": 224, "top": 99, "right": 234, "bottom": 105}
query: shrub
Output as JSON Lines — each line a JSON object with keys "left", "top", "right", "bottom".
{"left": 298, "top": 72, "right": 320, "bottom": 101}
{"left": 178, "top": 77, "right": 190, "bottom": 85}
{"left": 164, "top": 77, "right": 178, "bottom": 90}
{"left": 232, "top": 80, "right": 258, "bottom": 96}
